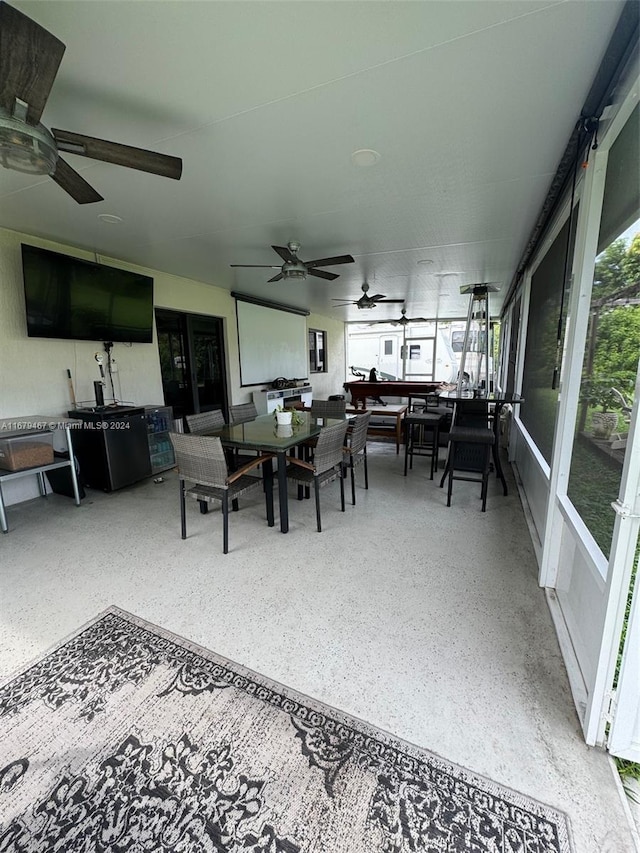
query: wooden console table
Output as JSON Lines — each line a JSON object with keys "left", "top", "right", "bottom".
{"left": 0, "top": 417, "right": 82, "bottom": 533}
{"left": 346, "top": 404, "right": 408, "bottom": 454}
{"left": 297, "top": 404, "right": 408, "bottom": 454}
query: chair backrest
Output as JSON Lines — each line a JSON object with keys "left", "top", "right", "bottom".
{"left": 169, "top": 432, "right": 228, "bottom": 488}
{"left": 349, "top": 410, "right": 371, "bottom": 455}
{"left": 311, "top": 399, "right": 346, "bottom": 418}
{"left": 312, "top": 421, "right": 349, "bottom": 473}
{"left": 229, "top": 402, "right": 258, "bottom": 424}
{"left": 185, "top": 410, "right": 225, "bottom": 434}
{"left": 454, "top": 400, "right": 490, "bottom": 429}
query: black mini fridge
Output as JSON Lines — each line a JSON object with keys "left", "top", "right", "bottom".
{"left": 67, "top": 406, "right": 152, "bottom": 492}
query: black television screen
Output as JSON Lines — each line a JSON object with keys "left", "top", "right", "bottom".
{"left": 21, "top": 244, "right": 154, "bottom": 343}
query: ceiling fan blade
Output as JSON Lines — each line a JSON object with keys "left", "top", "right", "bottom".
{"left": 381, "top": 299, "right": 406, "bottom": 304}
{"left": 308, "top": 268, "right": 339, "bottom": 281}
{"left": 369, "top": 294, "right": 386, "bottom": 301}
{"left": 267, "top": 273, "right": 284, "bottom": 283}
{"left": 271, "top": 245, "right": 296, "bottom": 263}
{"left": 0, "top": 3, "right": 65, "bottom": 125}
{"left": 305, "top": 254, "right": 354, "bottom": 267}
{"left": 52, "top": 129, "right": 182, "bottom": 179}
{"left": 50, "top": 156, "right": 104, "bottom": 204}
{"left": 230, "top": 264, "right": 281, "bottom": 269}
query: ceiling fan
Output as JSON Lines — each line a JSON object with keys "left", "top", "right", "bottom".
{"left": 332, "top": 282, "right": 405, "bottom": 310}
{"left": 230, "top": 240, "right": 355, "bottom": 282}
{"left": 0, "top": 1, "right": 182, "bottom": 203}
{"left": 369, "top": 308, "right": 429, "bottom": 326}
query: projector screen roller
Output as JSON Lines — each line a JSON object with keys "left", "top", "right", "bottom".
{"left": 236, "top": 299, "right": 308, "bottom": 386}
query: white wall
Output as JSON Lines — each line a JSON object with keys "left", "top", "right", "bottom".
{"left": 0, "top": 229, "right": 167, "bottom": 418}
{"left": 0, "top": 227, "right": 346, "bottom": 505}
{"left": 305, "top": 311, "right": 347, "bottom": 400}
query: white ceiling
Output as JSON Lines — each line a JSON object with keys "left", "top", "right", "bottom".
{"left": 1, "top": 0, "right": 625, "bottom": 321}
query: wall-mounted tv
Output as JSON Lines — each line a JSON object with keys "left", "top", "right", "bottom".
{"left": 21, "top": 244, "right": 154, "bottom": 343}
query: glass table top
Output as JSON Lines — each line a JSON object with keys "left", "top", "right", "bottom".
{"left": 206, "top": 412, "right": 347, "bottom": 451}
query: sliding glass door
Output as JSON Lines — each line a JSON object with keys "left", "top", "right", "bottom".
{"left": 155, "top": 309, "right": 228, "bottom": 420}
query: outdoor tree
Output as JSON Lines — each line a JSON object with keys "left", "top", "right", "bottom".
{"left": 593, "top": 238, "right": 629, "bottom": 300}
{"left": 621, "top": 232, "right": 640, "bottom": 285}
{"left": 593, "top": 305, "right": 640, "bottom": 390}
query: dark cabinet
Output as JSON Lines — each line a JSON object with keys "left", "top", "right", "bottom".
{"left": 68, "top": 406, "right": 152, "bottom": 492}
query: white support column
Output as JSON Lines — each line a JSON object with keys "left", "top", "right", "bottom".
{"left": 538, "top": 148, "right": 608, "bottom": 589}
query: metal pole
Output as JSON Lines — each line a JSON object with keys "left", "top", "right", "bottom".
{"left": 457, "top": 294, "right": 475, "bottom": 393}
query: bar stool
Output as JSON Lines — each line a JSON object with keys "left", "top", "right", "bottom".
{"left": 439, "top": 399, "right": 495, "bottom": 511}
{"left": 403, "top": 411, "right": 444, "bottom": 480}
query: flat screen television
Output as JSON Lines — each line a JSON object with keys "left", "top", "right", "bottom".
{"left": 21, "top": 244, "right": 154, "bottom": 343}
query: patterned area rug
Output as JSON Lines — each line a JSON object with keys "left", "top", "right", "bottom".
{"left": 0, "top": 607, "right": 573, "bottom": 852}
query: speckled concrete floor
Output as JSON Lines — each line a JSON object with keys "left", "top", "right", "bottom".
{"left": 0, "top": 443, "right": 637, "bottom": 852}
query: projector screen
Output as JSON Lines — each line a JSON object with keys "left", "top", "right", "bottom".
{"left": 236, "top": 298, "right": 309, "bottom": 386}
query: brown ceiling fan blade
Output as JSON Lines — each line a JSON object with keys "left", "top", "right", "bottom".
{"left": 308, "top": 268, "right": 339, "bottom": 281}
{"left": 52, "top": 129, "right": 182, "bottom": 179}
{"left": 267, "top": 273, "right": 284, "bottom": 283}
{"left": 0, "top": 2, "right": 65, "bottom": 125}
{"left": 369, "top": 294, "right": 387, "bottom": 301}
{"left": 305, "top": 254, "right": 354, "bottom": 267}
{"left": 381, "top": 299, "right": 406, "bottom": 304}
{"left": 230, "top": 264, "right": 281, "bottom": 269}
{"left": 271, "top": 245, "right": 296, "bottom": 263}
{"left": 51, "top": 156, "right": 103, "bottom": 204}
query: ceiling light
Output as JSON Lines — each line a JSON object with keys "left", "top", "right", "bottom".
{"left": 0, "top": 112, "right": 57, "bottom": 175}
{"left": 351, "top": 148, "right": 381, "bottom": 167}
{"left": 98, "top": 214, "right": 123, "bottom": 224}
{"left": 282, "top": 268, "right": 306, "bottom": 280}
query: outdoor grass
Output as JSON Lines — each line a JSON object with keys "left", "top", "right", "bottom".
{"left": 564, "top": 432, "right": 639, "bottom": 792}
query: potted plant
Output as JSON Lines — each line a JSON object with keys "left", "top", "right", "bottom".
{"left": 274, "top": 405, "right": 304, "bottom": 427}
{"left": 580, "top": 377, "right": 620, "bottom": 439}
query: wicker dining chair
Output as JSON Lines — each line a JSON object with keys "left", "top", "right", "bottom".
{"left": 343, "top": 410, "right": 371, "bottom": 505}
{"left": 229, "top": 402, "right": 258, "bottom": 424}
{"left": 303, "top": 398, "right": 347, "bottom": 461}
{"left": 169, "top": 432, "right": 274, "bottom": 554}
{"left": 285, "top": 420, "right": 349, "bottom": 532}
{"left": 185, "top": 409, "right": 226, "bottom": 433}
{"left": 310, "top": 399, "right": 347, "bottom": 418}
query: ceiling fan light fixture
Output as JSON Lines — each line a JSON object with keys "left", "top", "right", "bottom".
{"left": 0, "top": 113, "right": 57, "bottom": 175}
{"left": 282, "top": 267, "right": 307, "bottom": 280}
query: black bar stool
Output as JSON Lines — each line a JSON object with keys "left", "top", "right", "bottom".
{"left": 439, "top": 400, "right": 495, "bottom": 511}
{"left": 404, "top": 411, "right": 444, "bottom": 480}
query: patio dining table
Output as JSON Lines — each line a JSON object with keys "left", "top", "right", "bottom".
{"left": 206, "top": 412, "right": 347, "bottom": 533}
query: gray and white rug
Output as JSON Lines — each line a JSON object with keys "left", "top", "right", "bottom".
{"left": 0, "top": 607, "right": 573, "bottom": 852}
